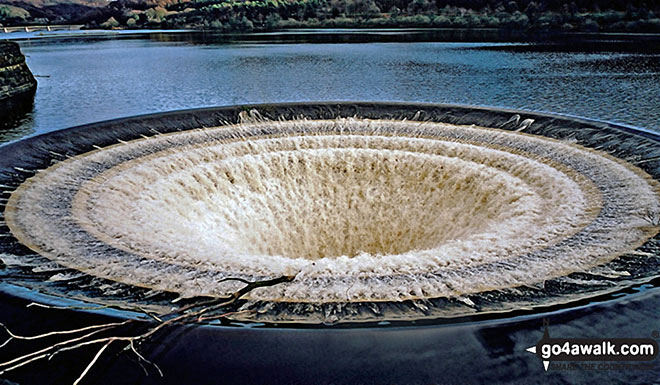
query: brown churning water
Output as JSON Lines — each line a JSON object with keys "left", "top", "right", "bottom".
{"left": 5, "top": 116, "right": 659, "bottom": 315}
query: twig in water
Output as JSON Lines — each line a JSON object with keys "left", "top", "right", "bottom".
{"left": 0, "top": 274, "right": 297, "bottom": 384}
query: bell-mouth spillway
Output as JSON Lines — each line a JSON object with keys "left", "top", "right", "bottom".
{"left": 2, "top": 102, "right": 660, "bottom": 325}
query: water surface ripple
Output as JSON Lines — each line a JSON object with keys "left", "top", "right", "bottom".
{"left": 2, "top": 31, "right": 659, "bottom": 143}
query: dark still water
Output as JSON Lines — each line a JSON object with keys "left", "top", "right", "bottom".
{"left": 2, "top": 30, "right": 660, "bottom": 143}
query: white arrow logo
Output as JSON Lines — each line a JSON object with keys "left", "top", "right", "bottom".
{"left": 526, "top": 345, "right": 550, "bottom": 371}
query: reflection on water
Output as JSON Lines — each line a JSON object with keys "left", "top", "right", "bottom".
{"left": 1, "top": 30, "right": 659, "bottom": 144}
{"left": 0, "top": 94, "right": 34, "bottom": 142}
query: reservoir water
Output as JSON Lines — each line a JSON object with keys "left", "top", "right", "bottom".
{"left": 1, "top": 30, "right": 659, "bottom": 143}
{"left": 1, "top": 30, "right": 660, "bottom": 384}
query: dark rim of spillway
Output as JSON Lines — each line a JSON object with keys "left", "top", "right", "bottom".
{"left": 2, "top": 101, "right": 660, "bottom": 327}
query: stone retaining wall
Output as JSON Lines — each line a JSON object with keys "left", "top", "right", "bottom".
{"left": 0, "top": 41, "right": 36, "bottom": 102}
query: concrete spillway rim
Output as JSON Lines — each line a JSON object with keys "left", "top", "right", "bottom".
{"left": 2, "top": 101, "right": 660, "bottom": 327}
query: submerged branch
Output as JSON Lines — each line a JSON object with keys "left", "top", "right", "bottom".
{"left": 0, "top": 274, "right": 297, "bottom": 384}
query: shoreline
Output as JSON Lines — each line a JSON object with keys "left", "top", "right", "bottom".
{"left": 3, "top": 27, "right": 660, "bottom": 42}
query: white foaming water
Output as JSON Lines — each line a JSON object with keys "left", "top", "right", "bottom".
{"left": 6, "top": 119, "right": 660, "bottom": 303}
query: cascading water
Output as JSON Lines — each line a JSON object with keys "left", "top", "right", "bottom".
{"left": 2, "top": 103, "right": 660, "bottom": 323}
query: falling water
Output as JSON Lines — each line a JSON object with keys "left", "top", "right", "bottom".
{"left": 4, "top": 116, "right": 659, "bottom": 318}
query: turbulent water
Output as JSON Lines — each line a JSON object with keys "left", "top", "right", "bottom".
{"left": 6, "top": 118, "right": 659, "bottom": 305}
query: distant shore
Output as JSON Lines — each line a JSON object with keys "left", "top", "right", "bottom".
{"left": 89, "top": 10, "right": 660, "bottom": 34}
{"left": 4, "top": 27, "right": 660, "bottom": 51}
{"left": 2, "top": 1, "right": 660, "bottom": 34}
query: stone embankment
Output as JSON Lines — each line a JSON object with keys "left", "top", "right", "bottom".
{"left": 0, "top": 41, "right": 36, "bottom": 104}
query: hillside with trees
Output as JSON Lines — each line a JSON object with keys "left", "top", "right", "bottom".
{"left": 1, "top": 0, "right": 659, "bottom": 33}
{"left": 0, "top": 0, "right": 107, "bottom": 25}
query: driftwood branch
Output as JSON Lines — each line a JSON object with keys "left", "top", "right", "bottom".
{"left": 0, "top": 274, "right": 297, "bottom": 384}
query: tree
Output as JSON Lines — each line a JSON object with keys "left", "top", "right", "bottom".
{"left": 407, "top": 0, "right": 433, "bottom": 14}
{"left": 346, "top": 0, "right": 381, "bottom": 17}
{"left": 100, "top": 16, "right": 120, "bottom": 28}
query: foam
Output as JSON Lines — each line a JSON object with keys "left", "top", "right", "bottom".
{"left": 6, "top": 119, "right": 659, "bottom": 302}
